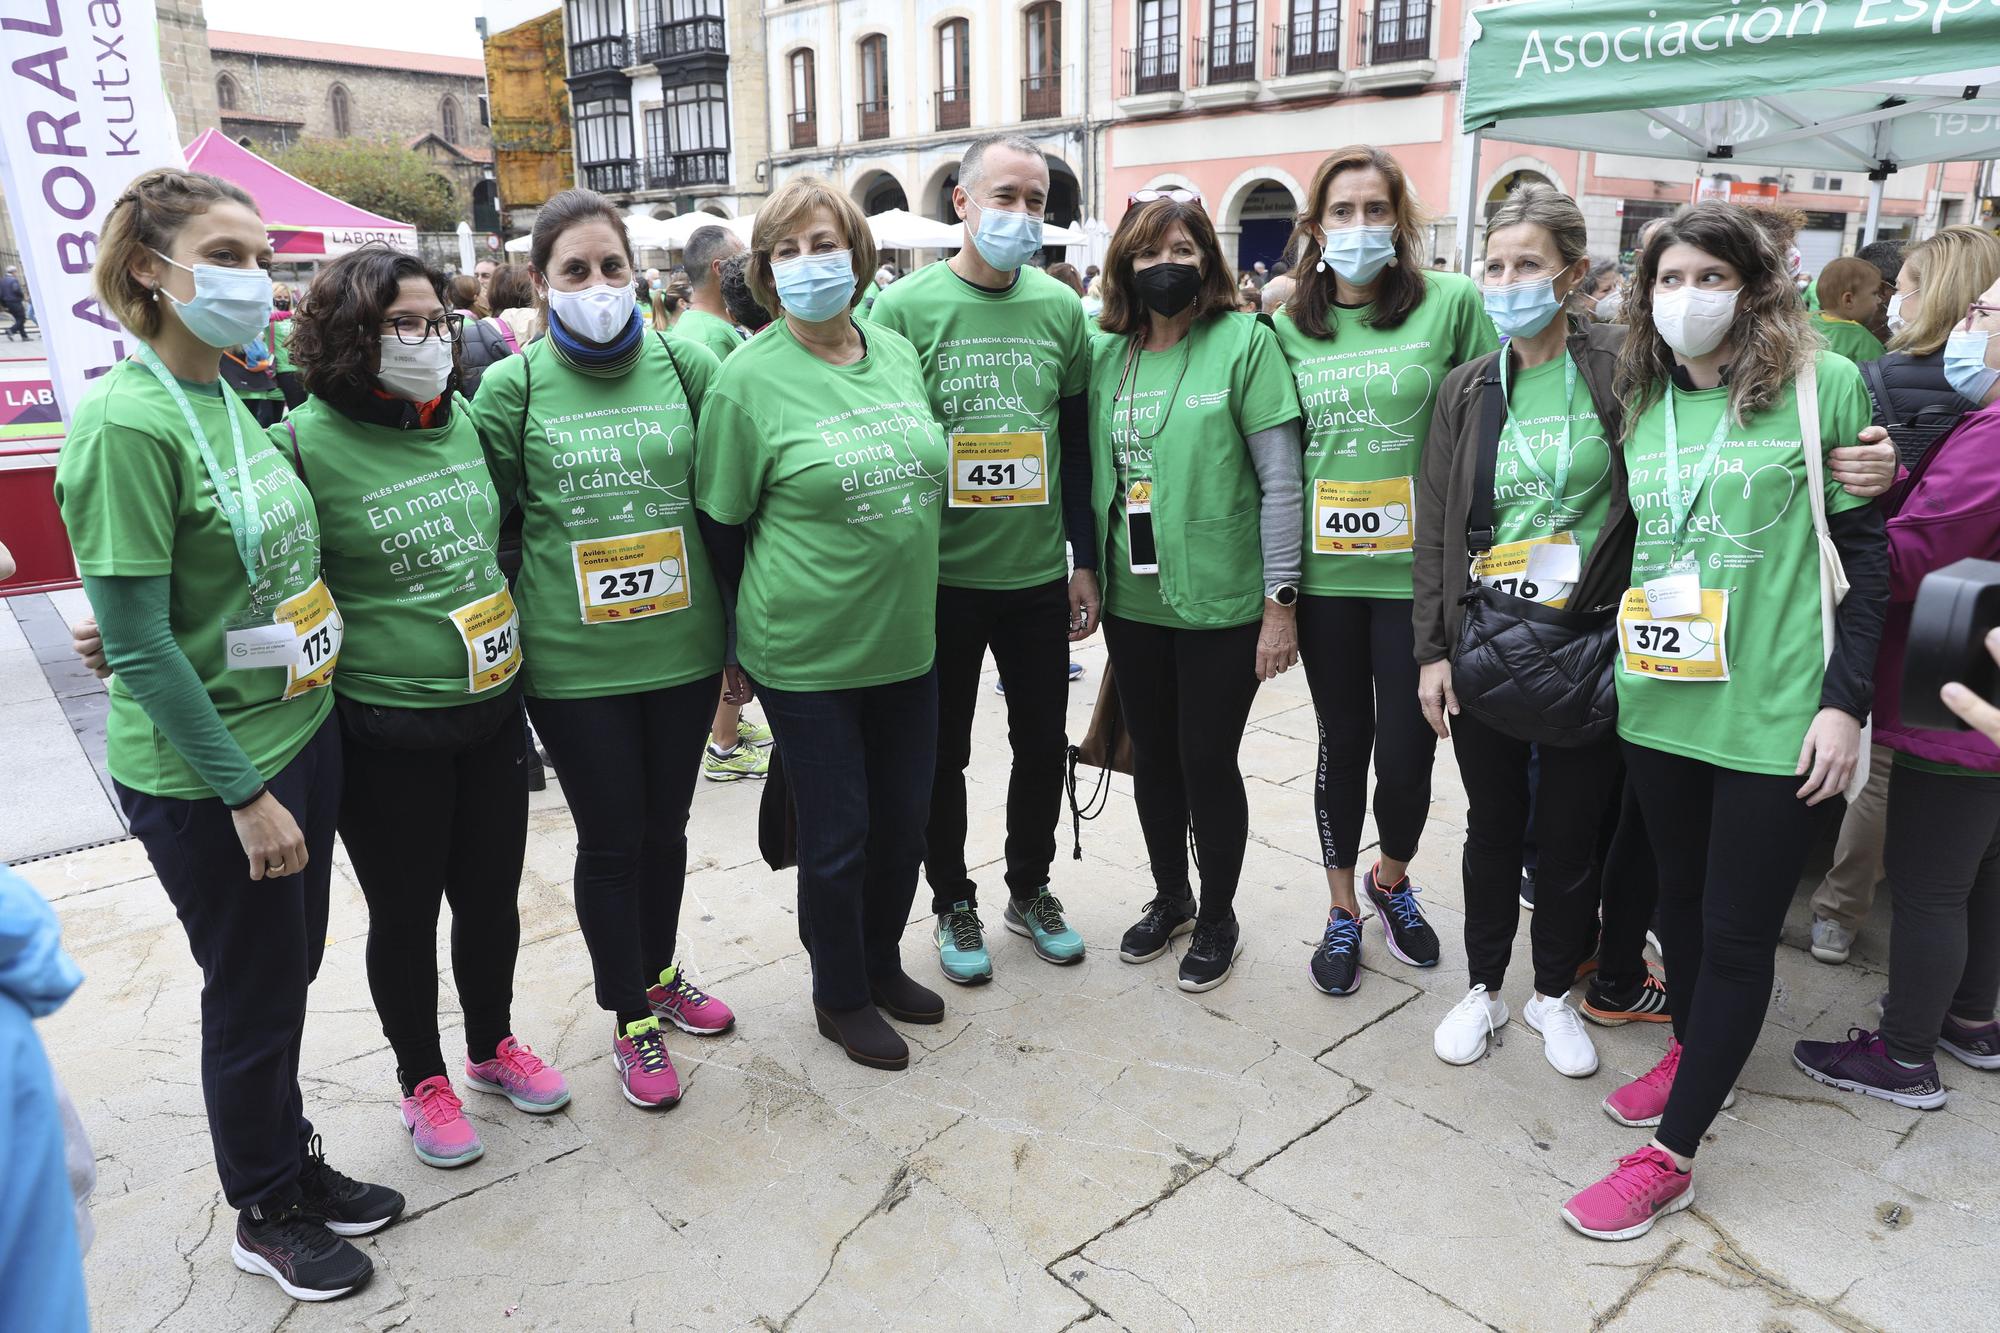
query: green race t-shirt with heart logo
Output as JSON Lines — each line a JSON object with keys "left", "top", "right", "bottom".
{"left": 469, "top": 333, "right": 726, "bottom": 700}
{"left": 1488, "top": 351, "right": 1618, "bottom": 576}
{"left": 695, "top": 319, "right": 948, "bottom": 691}
{"left": 673, "top": 307, "right": 746, "bottom": 365}
{"left": 868, "top": 262, "right": 1090, "bottom": 591}
{"left": 53, "top": 358, "right": 332, "bottom": 799}
{"left": 1616, "top": 349, "right": 1871, "bottom": 775}
{"left": 1276, "top": 270, "right": 1498, "bottom": 599}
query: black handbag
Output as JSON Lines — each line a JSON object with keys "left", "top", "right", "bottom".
{"left": 1448, "top": 371, "right": 1619, "bottom": 748}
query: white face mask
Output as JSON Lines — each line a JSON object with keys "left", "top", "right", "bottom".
{"left": 1652, "top": 285, "right": 1740, "bottom": 359}
{"left": 377, "top": 334, "right": 455, "bottom": 402}
{"left": 1886, "top": 290, "right": 1913, "bottom": 335}
{"left": 547, "top": 280, "right": 636, "bottom": 343}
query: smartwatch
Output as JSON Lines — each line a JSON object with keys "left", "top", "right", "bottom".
{"left": 1267, "top": 582, "right": 1299, "bottom": 607}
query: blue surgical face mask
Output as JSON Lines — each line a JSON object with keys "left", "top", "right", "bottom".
{"left": 1318, "top": 225, "right": 1397, "bottom": 286}
{"left": 151, "top": 248, "right": 273, "bottom": 349}
{"left": 969, "top": 198, "right": 1045, "bottom": 273}
{"left": 772, "top": 249, "right": 856, "bottom": 323}
{"left": 1944, "top": 328, "right": 2000, "bottom": 405}
{"left": 1483, "top": 276, "right": 1564, "bottom": 339}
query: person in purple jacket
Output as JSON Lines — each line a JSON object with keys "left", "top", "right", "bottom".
{"left": 1793, "top": 272, "right": 2000, "bottom": 1107}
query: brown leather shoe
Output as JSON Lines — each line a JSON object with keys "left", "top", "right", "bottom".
{"left": 814, "top": 1003, "right": 909, "bottom": 1070}
{"left": 869, "top": 971, "right": 945, "bottom": 1024}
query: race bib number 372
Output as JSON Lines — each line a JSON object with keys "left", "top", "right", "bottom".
{"left": 1618, "top": 586, "right": 1730, "bottom": 682}
{"left": 572, "top": 527, "right": 691, "bottom": 624}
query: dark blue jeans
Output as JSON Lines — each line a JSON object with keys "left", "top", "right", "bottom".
{"left": 756, "top": 669, "right": 939, "bottom": 1010}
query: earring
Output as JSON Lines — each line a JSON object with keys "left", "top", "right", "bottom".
{"left": 1387, "top": 257, "right": 1400, "bottom": 268}
{"left": 1315, "top": 258, "right": 1327, "bottom": 274}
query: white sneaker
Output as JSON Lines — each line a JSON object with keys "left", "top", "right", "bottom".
{"left": 1434, "top": 985, "right": 1509, "bottom": 1065}
{"left": 1523, "top": 991, "right": 1599, "bottom": 1078}
{"left": 1810, "top": 916, "right": 1855, "bottom": 964}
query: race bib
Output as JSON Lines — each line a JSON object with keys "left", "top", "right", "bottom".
{"left": 1470, "top": 534, "right": 1577, "bottom": 608}
{"left": 949, "top": 431, "right": 1048, "bottom": 507}
{"left": 1313, "top": 476, "right": 1414, "bottom": 555}
{"left": 572, "top": 527, "right": 690, "bottom": 624}
{"left": 276, "top": 578, "right": 342, "bottom": 699}
{"left": 448, "top": 587, "right": 523, "bottom": 694}
{"left": 1618, "top": 587, "right": 1730, "bottom": 682}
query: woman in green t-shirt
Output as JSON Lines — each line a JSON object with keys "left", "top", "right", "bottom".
{"left": 1273, "top": 146, "right": 1500, "bottom": 991}
{"left": 695, "top": 176, "right": 950, "bottom": 1072}
{"left": 467, "top": 189, "right": 735, "bottom": 1112}
{"left": 280, "top": 246, "right": 569, "bottom": 1169}
{"left": 1086, "top": 193, "right": 1303, "bottom": 994}
{"left": 53, "top": 168, "right": 401, "bottom": 1300}
{"left": 1562, "top": 201, "right": 1890, "bottom": 1243}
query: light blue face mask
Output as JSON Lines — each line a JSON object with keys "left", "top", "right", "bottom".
{"left": 1319, "top": 225, "right": 1398, "bottom": 286}
{"left": 1944, "top": 328, "right": 2000, "bottom": 405}
{"left": 772, "top": 249, "right": 856, "bottom": 323}
{"left": 1483, "top": 276, "right": 1564, "bottom": 339}
{"left": 969, "top": 199, "right": 1045, "bottom": 272}
{"left": 151, "top": 248, "right": 273, "bottom": 349}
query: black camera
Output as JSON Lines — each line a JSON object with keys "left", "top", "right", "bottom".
{"left": 1902, "top": 558, "right": 2000, "bottom": 731}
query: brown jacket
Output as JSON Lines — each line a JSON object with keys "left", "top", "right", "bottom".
{"left": 1412, "top": 319, "right": 1632, "bottom": 664}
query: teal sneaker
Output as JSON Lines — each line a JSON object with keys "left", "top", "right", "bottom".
{"left": 935, "top": 902, "right": 992, "bottom": 985}
{"left": 1004, "top": 889, "right": 1086, "bottom": 965}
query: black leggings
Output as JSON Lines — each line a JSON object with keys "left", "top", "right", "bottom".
{"left": 1622, "top": 742, "right": 1826, "bottom": 1159}
{"left": 1298, "top": 594, "right": 1435, "bottom": 868}
{"left": 1880, "top": 762, "right": 2000, "bottom": 1062}
{"left": 529, "top": 675, "right": 719, "bottom": 1024}
{"left": 1102, "top": 614, "right": 1262, "bottom": 923}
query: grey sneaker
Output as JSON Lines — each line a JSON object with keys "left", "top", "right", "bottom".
{"left": 1810, "top": 916, "right": 1855, "bottom": 964}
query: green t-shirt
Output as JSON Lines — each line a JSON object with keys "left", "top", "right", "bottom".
{"left": 1812, "top": 312, "right": 1886, "bottom": 364}
{"left": 868, "top": 262, "right": 1090, "bottom": 590}
{"left": 1277, "top": 270, "right": 1499, "bottom": 599}
{"left": 468, "top": 333, "right": 726, "bottom": 700}
{"left": 674, "top": 307, "right": 745, "bottom": 365}
{"left": 52, "top": 358, "right": 332, "bottom": 799}
{"left": 1616, "top": 350, "right": 1871, "bottom": 775}
{"left": 1096, "top": 314, "right": 1301, "bottom": 629}
{"left": 281, "top": 395, "right": 517, "bottom": 708}
{"left": 1486, "top": 351, "right": 1618, "bottom": 594}
{"left": 695, "top": 319, "right": 947, "bottom": 690}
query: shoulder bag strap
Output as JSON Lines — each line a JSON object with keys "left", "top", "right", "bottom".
{"left": 283, "top": 417, "right": 306, "bottom": 481}
{"left": 654, "top": 331, "right": 696, "bottom": 431}
{"left": 1797, "top": 355, "right": 1872, "bottom": 798}
{"left": 1860, "top": 355, "right": 1897, "bottom": 427}
{"left": 1465, "top": 362, "right": 1507, "bottom": 554}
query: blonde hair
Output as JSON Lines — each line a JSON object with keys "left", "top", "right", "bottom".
{"left": 1484, "top": 185, "right": 1589, "bottom": 270}
{"left": 1890, "top": 225, "right": 2000, "bottom": 358}
{"left": 748, "top": 176, "right": 876, "bottom": 318}
{"left": 94, "top": 167, "right": 259, "bottom": 339}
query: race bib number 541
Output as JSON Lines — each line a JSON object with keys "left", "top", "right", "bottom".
{"left": 572, "top": 527, "right": 690, "bottom": 624}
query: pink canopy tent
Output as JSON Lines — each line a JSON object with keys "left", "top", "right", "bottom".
{"left": 184, "top": 128, "right": 417, "bottom": 260}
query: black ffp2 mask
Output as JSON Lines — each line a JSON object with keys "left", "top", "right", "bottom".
{"left": 1134, "top": 262, "right": 1202, "bottom": 317}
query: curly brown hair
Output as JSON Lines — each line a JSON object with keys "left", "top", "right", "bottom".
{"left": 1284, "top": 146, "right": 1430, "bottom": 338}
{"left": 1097, "top": 199, "right": 1239, "bottom": 336}
{"left": 290, "top": 245, "right": 455, "bottom": 404}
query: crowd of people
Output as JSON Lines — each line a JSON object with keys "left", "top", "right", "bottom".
{"left": 38, "top": 132, "right": 2000, "bottom": 1302}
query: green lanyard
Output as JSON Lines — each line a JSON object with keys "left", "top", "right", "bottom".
{"left": 1660, "top": 383, "right": 1733, "bottom": 565}
{"left": 1499, "top": 348, "right": 1578, "bottom": 512}
{"left": 136, "top": 344, "right": 263, "bottom": 587}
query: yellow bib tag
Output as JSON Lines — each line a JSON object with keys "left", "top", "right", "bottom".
{"left": 449, "top": 587, "right": 523, "bottom": 693}
{"left": 572, "top": 527, "right": 690, "bottom": 624}
{"left": 1470, "top": 534, "right": 1577, "bottom": 609}
{"left": 275, "top": 577, "right": 342, "bottom": 700}
{"left": 1313, "top": 476, "right": 1415, "bottom": 555}
{"left": 949, "top": 431, "right": 1048, "bottom": 507}
{"left": 1618, "top": 586, "right": 1730, "bottom": 681}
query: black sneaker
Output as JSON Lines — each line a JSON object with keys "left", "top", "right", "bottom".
{"left": 1119, "top": 892, "right": 1196, "bottom": 963}
{"left": 1519, "top": 868, "right": 1536, "bottom": 911}
{"left": 1308, "top": 907, "right": 1363, "bottom": 996}
{"left": 1178, "top": 916, "right": 1242, "bottom": 992}
{"left": 1363, "top": 866, "right": 1440, "bottom": 967}
{"left": 297, "top": 1135, "right": 405, "bottom": 1237}
{"left": 1583, "top": 971, "right": 1673, "bottom": 1027}
{"left": 232, "top": 1200, "right": 373, "bottom": 1302}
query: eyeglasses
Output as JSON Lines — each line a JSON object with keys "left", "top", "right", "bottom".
{"left": 1962, "top": 303, "right": 2000, "bottom": 330}
{"left": 380, "top": 313, "right": 464, "bottom": 344}
{"left": 1127, "top": 189, "right": 1203, "bottom": 209}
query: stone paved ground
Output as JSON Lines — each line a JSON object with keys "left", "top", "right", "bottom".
{"left": 20, "top": 636, "right": 2000, "bottom": 1332}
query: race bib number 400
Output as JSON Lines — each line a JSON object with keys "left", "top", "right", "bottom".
{"left": 572, "top": 527, "right": 691, "bottom": 624}
{"left": 1618, "top": 586, "right": 1730, "bottom": 682}
{"left": 449, "top": 587, "right": 523, "bottom": 693}
{"left": 949, "top": 432, "right": 1048, "bottom": 507}
{"left": 1313, "top": 476, "right": 1414, "bottom": 555}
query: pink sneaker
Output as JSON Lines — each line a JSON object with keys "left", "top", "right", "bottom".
{"left": 648, "top": 964, "right": 735, "bottom": 1035}
{"left": 1562, "top": 1146, "right": 1692, "bottom": 1240}
{"left": 400, "top": 1075, "right": 484, "bottom": 1169}
{"left": 1603, "top": 1039, "right": 1737, "bottom": 1128}
{"left": 612, "top": 1017, "right": 681, "bottom": 1109}
{"left": 465, "top": 1036, "right": 571, "bottom": 1114}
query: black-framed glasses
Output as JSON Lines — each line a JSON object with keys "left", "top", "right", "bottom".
{"left": 1127, "top": 188, "right": 1203, "bottom": 209}
{"left": 381, "top": 313, "right": 464, "bottom": 344}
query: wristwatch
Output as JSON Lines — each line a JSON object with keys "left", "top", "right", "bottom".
{"left": 1267, "top": 582, "right": 1299, "bottom": 607}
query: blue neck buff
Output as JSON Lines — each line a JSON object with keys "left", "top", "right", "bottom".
{"left": 547, "top": 306, "right": 646, "bottom": 378}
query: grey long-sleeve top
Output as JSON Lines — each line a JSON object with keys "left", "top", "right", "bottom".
{"left": 1246, "top": 419, "right": 1305, "bottom": 592}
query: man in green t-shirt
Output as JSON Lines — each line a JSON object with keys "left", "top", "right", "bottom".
{"left": 674, "top": 224, "right": 749, "bottom": 366}
{"left": 869, "top": 133, "right": 1096, "bottom": 984}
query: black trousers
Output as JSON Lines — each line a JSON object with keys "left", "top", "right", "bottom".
{"left": 116, "top": 715, "right": 341, "bottom": 1210}
{"left": 1102, "top": 614, "right": 1262, "bottom": 923}
{"left": 1881, "top": 762, "right": 2000, "bottom": 1061}
{"left": 337, "top": 696, "right": 529, "bottom": 1094}
{"left": 1622, "top": 741, "right": 1826, "bottom": 1159}
{"left": 1595, "top": 781, "right": 1662, "bottom": 993}
{"left": 757, "top": 669, "right": 938, "bottom": 1010}
{"left": 1297, "top": 594, "right": 1436, "bottom": 868}
{"left": 529, "top": 675, "right": 718, "bottom": 1023}
{"left": 1452, "top": 713, "right": 1619, "bottom": 997}
{"left": 3, "top": 301, "right": 23, "bottom": 338}
{"left": 926, "top": 578, "right": 1069, "bottom": 914}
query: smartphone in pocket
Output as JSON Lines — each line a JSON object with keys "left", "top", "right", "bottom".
{"left": 1128, "top": 483, "right": 1158, "bottom": 575}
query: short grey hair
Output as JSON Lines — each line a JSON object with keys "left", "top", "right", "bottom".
{"left": 959, "top": 134, "right": 1046, "bottom": 195}
{"left": 1484, "top": 184, "right": 1589, "bottom": 269}
{"left": 684, "top": 224, "right": 743, "bottom": 291}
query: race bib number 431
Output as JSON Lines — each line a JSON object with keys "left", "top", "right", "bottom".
{"left": 949, "top": 431, "right": 1048, "bottom": 507}
{"left": 1313, "top": 476, "right": 1414, "bottom": 555}
{"left": 572, "top": 527, "right": 691, "bottom": 624}
{"left": 1618, "top": 586, "right": 1730, "bottom": 682}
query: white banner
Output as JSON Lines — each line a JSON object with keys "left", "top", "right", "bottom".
{"left": 0, "top": 0, "right": 180, "bottom": 426}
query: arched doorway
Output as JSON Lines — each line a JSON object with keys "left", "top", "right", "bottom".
{"left": 924, "top": 163, "right": 960, "bottom": 224}
{"left": 1484, "top": 169, "right": 1555, "bottom": 220}
{"left": 472, "top": 178, "right": 500, "bottom": 233}
{"left": 1235, "top": 181, "right": 1298, "bottom": 271}
{"left": 855, "top": 170, "right": 908, "bottom": 215}
{"left": 1041, "top": 155, "right": 1081, "bottom": 262}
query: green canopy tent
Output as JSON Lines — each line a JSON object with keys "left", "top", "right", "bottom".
{"left": 1455, "top": 0, "right": 2000, "bottom": 266}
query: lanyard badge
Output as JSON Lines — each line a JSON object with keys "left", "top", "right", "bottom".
{"left": 135, "top": 344, "right": 265, "bottom": 588}
{"left": 1499, "top": 349, "right": 1579, "bottom": 511}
